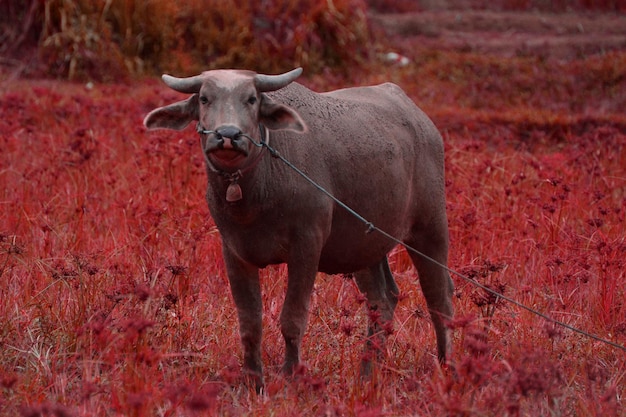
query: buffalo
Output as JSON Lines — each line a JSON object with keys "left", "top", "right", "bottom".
{"left": 144, "top": 68, "right": 453, "bottom": 389}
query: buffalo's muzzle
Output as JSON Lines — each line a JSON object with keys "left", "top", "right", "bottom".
{"left": 203, "top": 125, "right": 249, "bottom": 156}
{"left": 216, "top": 125, "right": 242, "bottom": 140}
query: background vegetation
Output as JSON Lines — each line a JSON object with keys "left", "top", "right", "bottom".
{"left": 1, "top": 0, "right": 624, "bottom": 80}
{"left": 1, "top": 0, "right": 372, "bottom": 80}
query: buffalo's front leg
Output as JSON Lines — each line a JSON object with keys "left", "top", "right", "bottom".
{"left": 280, "top": 237, "right": 323, "bottom": 375}
{"left": 223, "top": 247, "right": 263, "bottom": 389}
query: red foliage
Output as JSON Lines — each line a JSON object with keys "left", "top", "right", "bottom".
{"left": 1, "top": 4, "right": 625, "bottom": 415}
{"left": 1, "top": 0, "right": 371, "bottom": 80}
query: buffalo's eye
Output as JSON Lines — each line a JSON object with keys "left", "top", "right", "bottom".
{"left": 247, "top": 95, "right": 257, "bottom": 105}
{"left": 199, "top": 96, "right": 209, "bottom": 105}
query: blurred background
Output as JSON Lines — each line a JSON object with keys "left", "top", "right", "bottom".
{"left": 1, "top": 0, "right": 624, "bottom": 81}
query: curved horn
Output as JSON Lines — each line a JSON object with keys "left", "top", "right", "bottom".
{"left": 161, "top": 74, "right": 204, "bottom": 94}
{"left": 254, "top": 67, "right": 303, "bottom": 92}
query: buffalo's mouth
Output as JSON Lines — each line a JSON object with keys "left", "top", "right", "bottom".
{"left": 203, "top": 137, "right": 251, "bottom": 170}
{"left": 210, "top": 148, "right": 247, "bottom": 166}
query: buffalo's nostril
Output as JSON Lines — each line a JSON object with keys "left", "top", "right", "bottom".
{"left": 216, "top": 126, "right": 242, "bottom": 140}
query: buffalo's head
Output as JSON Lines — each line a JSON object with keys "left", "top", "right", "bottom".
{"left": 144, "top": 68, "right": 307, "bottom": 172}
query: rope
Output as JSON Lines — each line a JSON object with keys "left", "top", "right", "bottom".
{"left": 260, "top": 141, "right": 626, "bottom": 353}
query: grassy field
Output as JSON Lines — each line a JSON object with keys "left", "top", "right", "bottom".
{"left": 2, "top": 3, "right": 626, "bottom": 417}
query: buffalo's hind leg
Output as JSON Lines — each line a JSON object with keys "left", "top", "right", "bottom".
{"left": 353, "top": 257, "right": 399, "bottom": 375}
{"left": 406, "top": 227, "right": 454, "bottom": 363}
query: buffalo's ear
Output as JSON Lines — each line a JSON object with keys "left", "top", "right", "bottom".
{"left": 259, "top": 95, "right": 308, "bottom": 133}
{"left": 143, "top": 95, "right": 199, "bottom": 131}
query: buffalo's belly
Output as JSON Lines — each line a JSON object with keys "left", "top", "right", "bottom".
{"left": 219, "top": 223, "right": 399, "bottom": 274}
{"left": 317, "top": 231, "right": 398, "bottom": 274}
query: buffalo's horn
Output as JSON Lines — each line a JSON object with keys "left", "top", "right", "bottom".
{"left": 254, "top": 67, "right": 303, "bottom": 92}
{"left": 162, "top": 74, "right": 203, "bottom": 94}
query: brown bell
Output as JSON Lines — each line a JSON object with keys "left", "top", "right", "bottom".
{"left": 226, "top": 183, "right": 243, "bottom": 202}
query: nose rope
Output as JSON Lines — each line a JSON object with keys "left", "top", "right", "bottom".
{"left": 256, "top": 138, "right": 626, "bottom": 354}
{"left": 197, "top": 124, "right": 269, "bottom": 202}
{"left": 197, "top": 124, "right": 267, "bottom": 148}
{"left": 195, "top": 123, "right": 625, "bottom": 352}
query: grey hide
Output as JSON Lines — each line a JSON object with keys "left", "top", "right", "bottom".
{"left": 143, "top": 68, "right": 454, "bottom": 390}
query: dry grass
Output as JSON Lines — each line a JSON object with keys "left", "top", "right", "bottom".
{"left": 1, "top": 0, "right": 371, "bottom": 81}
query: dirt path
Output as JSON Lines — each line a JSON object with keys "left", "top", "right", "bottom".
{"left": 371, "top": 10, "right": 626, "bottom": 58}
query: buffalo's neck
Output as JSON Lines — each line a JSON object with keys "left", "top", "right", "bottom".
{"left": 205, "top": 155, "right": 274, "bottom": 225}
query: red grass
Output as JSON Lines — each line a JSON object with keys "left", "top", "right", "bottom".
{"left": 2, "top": 10, "right": 626, "bottom": 417}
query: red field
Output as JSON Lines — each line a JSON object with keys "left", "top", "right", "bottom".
{"left": 2, "top": 4, "right": 626, "bottom": 417}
